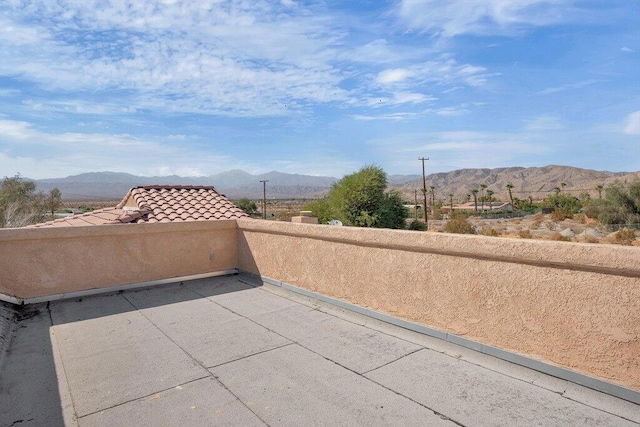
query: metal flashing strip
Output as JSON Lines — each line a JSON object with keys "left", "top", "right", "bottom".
{"left": 13, "top": 269, "right": 239, "bottom": 305}
{"left": 247, "top": 272, "right": 640, "bottom": 405}
{"left": 0, "top": 294, "right": 23, "bottom": 305}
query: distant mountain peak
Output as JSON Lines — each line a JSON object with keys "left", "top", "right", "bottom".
{"left": 31, "top": 165, "right": 637, "bottom": 201}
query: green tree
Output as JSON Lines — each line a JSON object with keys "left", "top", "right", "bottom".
{"left": 235, "top": 198, "right": 259, "bottom": 216}
{"left": 45, "top": 188, "right": 63, "bottom": 216}
{"left": 304, "top": 165, "right": 408, "bottom": 229}
{"left": 377, "top": 190, "right": 408, "bottom": 229}
{"left": 544, "top": 193, "right": 583, "bottom": 216}
{"left": 583, "top": 181, "right": 640, "bottom": 225}
{"left": 0, "top": 174, "right": 58, "bottom": 227}
{"left": 595, "top": 184, "right": 604, "bottom": 199}
{"left": 303, "top": 198, "right": 333, "bottom": 224}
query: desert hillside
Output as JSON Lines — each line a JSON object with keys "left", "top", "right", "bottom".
{"left": 397, "top": 166, "right": 638, "bottom": 202}
{"left": 31, "top": 165, "right": 638, "bottom": 201}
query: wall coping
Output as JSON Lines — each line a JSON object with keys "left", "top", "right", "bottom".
{"left": 0, "top": 218, "right": 239, "bottom": 242}
{"left": 237, "top": 219, "right": 640, "bottom": 278}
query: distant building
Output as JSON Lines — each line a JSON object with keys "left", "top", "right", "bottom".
{"left": 28, "top": 185, "right": 248, "bottom": 227}
{"left": 441, "top": 201, "right": 514, "bottom": 214}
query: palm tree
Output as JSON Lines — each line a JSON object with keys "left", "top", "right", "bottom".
{"left": 449, "top": 193, "right": 454, "bottom": 212}
{"left": 480, "top": 183, "right": 487, "bottom": 212}
{"left": 596, "top": 184, "right": 604, "bottom": 199}
{"left": 506, "top": 183, "right": 514, "bottom": 206}
{"left": 486, "top": 189, "right": 495, "bottom": 211}
{"left": 471, "top": 188, "right": 479, "bottom": 212}
{"left": 560, "top": 182, "right": 567, "bottom": 194}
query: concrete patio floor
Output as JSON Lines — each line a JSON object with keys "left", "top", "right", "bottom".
{"left": 1, "top": 274, "right": 638, "bottom": 426}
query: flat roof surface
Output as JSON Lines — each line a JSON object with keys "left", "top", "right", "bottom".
{"left": 1, "top": 275, "right": 638, "bottom": 426}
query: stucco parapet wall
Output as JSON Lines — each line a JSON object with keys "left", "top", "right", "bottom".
{"left": 236, "top": 219, "right": 640, "bottom": 277}
{"left": 0, "top": 220, "right": 239, "bottom": 301}
{"left": 0, "top": 218, "right": 238, "bottom": 242}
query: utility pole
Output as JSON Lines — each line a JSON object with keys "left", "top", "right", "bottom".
{"left": 259, "top": 180, "right": 268, "bottom": 220}
{"left": 418, "top": 157, "right": 429, "bottom": 228}
{"left": 413, "top": 189, "right": 418, "bottom": 220}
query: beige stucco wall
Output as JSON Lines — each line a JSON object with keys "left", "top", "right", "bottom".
{"left": 0, "top": 220, "right": 237, "bottom": 299}
{"left": 2, "top": 218, "right": 638, "bottom": 390}
{"left": 236, "top": 219, "right": 640, "bottom": 391}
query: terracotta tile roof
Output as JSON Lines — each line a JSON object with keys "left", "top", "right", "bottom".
{"left": 27, "top": 207, "right": 147, "bottom": 228}
{"left": 29, "top": 185, "right": 248, "bottom": 228}
{"left": 115, "top": 185, "right": 249, "bottom": 223}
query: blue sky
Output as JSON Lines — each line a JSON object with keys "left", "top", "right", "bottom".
{"left": 0, "top": 0, "right": 638, "bottom": 179}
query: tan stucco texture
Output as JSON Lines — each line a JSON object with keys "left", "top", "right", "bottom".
{"left": 0, "top": 220, "right": 237, "bottom": 299}
{"left": 236, "top": 220, "right": 640, "bottom": 391}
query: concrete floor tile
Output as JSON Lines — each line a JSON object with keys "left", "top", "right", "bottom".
{"left": 50, "top": 293, "right": 136, "bottom": 326}
{"left": 0, "top": 306, "right": 72, "bottom": 427}
{"left": 125, "top": 289, "right": 291, "bottom": 368}
{"left": 365, "top": 349, "right": 636, "bottom": 426}
{"left": 252, "top": 304, "right": 422, "bottom": 373}
{"left": 210, "top": 344, "right": 454, "bottom": 426}
{"left": 52, "top": 302, "right": 208, "bottom": 417}
{"left": 562, "top": 383, "right": 640, "bottom": 423}
{"left": 199, "top": 286, "right": 301, "bottom": 318}
{"left": 79, "top": 377, "right": 266, "bottom": 427}
{"left": 183, "top": 276, "right": 256, "bottom": 299}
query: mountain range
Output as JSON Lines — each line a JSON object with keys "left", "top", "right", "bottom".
{"left": 31, "top": 166, "right": 639, "bottom": 201}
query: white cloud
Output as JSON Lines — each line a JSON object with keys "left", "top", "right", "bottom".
{"left": 524, "top": 115, "right": 564, "bottom": 131}
{"left": 621, "top": 47, "right": 635, "bottom": 53}
{"left": 435, "top": 106, "right": 469, "bottom": 116}
{"left": 0, "top": 119, "right": 233, "bottom": 179}
{"left": 0, "top": 1, "right": 496, "bottom": 118}
{"left": 368, "top": 130, "right": 552, "bottom": 173}
{"left": 351, "top": 112, "right": 420, "bottom": 122}
{"left": 377, "top": 68, "right": 413, "bottom": 84}
{"left": 397, "top": 0, "right": 573, "bottom": 37}
{"left": 0, "top": 1, "right": 351, "bottom": 117}
{"left": 624, "top": 111, "right": 640, "bottom": 135}
{"left": 538, "top": 79, "right": 600, "bottom": 95}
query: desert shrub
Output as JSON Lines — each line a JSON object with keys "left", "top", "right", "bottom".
{"left": 550, "top": 208, "right": 573, "bottom": 221}
{"left": 573, "top": 212, "right": 586, "bottom": 224}
{"left": 580, "top": 234, "right": 599, "bottom": 244}
{"left": 614, "top": 228, "right": 636, "bottom": 246}
{"left": 480, "top": 228, "right": 500, "bottom": 237}
{"left": 550, "top": 232, "right": 571, "bottom": 242}
{"left": 445, "top": 215, "right": 476, "bottom": 234}
{"left": 582, "top": 181, "right": 640, "bottom": 226}
{"left": 407, "top": 220, "right": 427, "bottom": 231}
{"left": 518, "top": 230, "right": 532, "bottom": 239}
{"left": 274, "top": 211, "right": 295, "bottom": 222}
{"left": 530, "top": 212, "right": 544, "bottom": 229}
{"left": 543, "top": 194, "right": 583, "bottom": 214}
